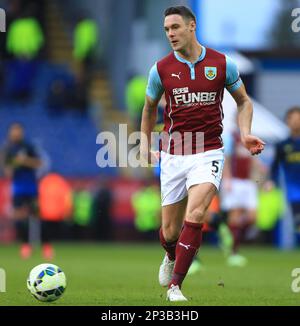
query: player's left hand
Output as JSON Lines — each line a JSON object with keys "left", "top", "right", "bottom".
{"left": 241, "top": 135, "right": 265, "bottom": 155}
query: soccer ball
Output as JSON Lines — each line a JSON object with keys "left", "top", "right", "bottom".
{"left": 27, "top": 264, "right": 66, "bottom": 302}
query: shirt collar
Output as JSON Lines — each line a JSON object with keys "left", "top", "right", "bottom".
{"left": 174, "top": 45, "right": 206, "bottom": 65}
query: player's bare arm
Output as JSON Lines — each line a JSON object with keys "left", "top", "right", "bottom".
{"left": 230, "top": 84, "right": 265, "bottom": 155}
{"left": 140, "top": 95, "right": 160, "bottom": 164}
{"left": 13, "top": 154, "right": 42, "bottom": 169}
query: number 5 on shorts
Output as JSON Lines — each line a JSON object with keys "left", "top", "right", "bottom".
{"left": 212, "top": 160, "right": 219, "bottom": 174}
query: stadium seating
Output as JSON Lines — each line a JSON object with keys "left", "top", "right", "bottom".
{"left": 0, "top": 62, "right": 117, "bottom": 177}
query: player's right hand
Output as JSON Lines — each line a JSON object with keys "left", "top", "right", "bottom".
{"left": 241, "top": 135, "right": 265, "bottom": 156}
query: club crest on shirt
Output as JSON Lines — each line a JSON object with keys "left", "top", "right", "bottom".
{"left": 204, "top": 67, "right": 217, "bottom": 80}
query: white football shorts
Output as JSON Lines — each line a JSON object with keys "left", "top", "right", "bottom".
{"left": 160, "top": 148, "right": 225, "bottom": 206}
{"left": 220, "top": 178, "right": 258, "bottom": 211}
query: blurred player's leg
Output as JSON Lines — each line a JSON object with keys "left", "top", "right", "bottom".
{"left": 291, "top": 202, "right": 300, "bottom": 234}
{"left": 221, "top": 179, "right": 258, "bottom": 266}
{"left": 16, "top": 218, "right": 32, "bottom": 259}
{"left": 227, "top": 209, "right": 249, "bottom": 266}
{"left": 228, "top": 209, "right": 243, "bottom": 253}
{"left": 188, "top": 196, "right": 232, "bottom": 274}
{"left": 187, "top": 256, "right": 204, "bottom": 275}
{"left": 218, "top": 222, "right": 234, "bottom": 256}
{"left": 42, "top": 243, "right": 54, "bottom": 260}
{"left": 207, "top": 211, "right": 234, "bottom": 256}
{"left": 14, "top": 197, "right": 33, "bottom": 259}
{"left": 15, "top": 218, "right": 29, "bottom": 243}
{"left": 41, "top": 221, "right": 55, "bottom": 260}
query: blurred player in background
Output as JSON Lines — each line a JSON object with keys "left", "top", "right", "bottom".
{"left": 2, "top": 123, "right": 43, "bottom": 259}
{"left": 220, "top": 130, "right": 265, "bottom": 266}
{"left": 270, "top": 107, "right": 300, "bottom": 235}
{"left": 140, "top": 6, "right": 265, "bottom": 301}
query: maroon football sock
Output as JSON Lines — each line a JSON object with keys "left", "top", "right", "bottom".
{"left": 229, "top": 225, "right": 242, "bottom": 254}
{"left": 159, "top": 228, "right": 177, "bottom": 261}
{"left": 169, "top": 221, "right": 203, "bottom": 288}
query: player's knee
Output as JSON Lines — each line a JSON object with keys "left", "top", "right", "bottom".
{"left": 187, "top": 207, "right": 206, "bottom": 223}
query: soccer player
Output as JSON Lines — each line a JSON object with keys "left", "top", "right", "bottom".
{"left": 270, "top": 107, "right": 300, "bottom": 234}
{"left": 140, "top": 6, "right": 265, "bottom": 301}
{"left": 220, "top": 130, "right": 263, "bottom": 266}
{"left": 2, "top": 123, "right": 43, "bottom": 259}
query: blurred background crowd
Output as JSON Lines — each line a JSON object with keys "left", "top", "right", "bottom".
{"left": 0, "top": 0, "right": 300, "bottom": 260}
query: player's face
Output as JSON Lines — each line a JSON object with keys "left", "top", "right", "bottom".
{"left": 164, "top": 15, "right": 195, "bottom": 52}
{"left": 287, "top": 112, "right": 300, "bottom": 134}
{"left": 8, "top": 124, "right": 24, "bottom": 143}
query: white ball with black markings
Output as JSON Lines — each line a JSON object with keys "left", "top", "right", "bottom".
{"left": 27, "top": 264, "right": 66, "bottom": 302}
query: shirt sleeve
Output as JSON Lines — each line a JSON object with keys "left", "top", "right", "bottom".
{"left": 225, "top": 55, "right": 243, "bottom": 93}
{"left": 146, "top": 63, "right": 164, "bottom": 101}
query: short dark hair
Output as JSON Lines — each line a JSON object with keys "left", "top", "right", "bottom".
{"left": 285, "top": 106, "right": 300, "bottom": 120}
{"left": 9, "top": 122, "right": 24, "bottom": 130}
{"left": 164, "top": 6, "right": 196, "bottom": 23}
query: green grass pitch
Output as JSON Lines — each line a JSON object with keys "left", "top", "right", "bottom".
{"left": 0, "top": 243, "right": 299, "bottom": 306}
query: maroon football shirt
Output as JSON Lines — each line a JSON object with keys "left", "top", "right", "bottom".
{"left": 156, "top": 48, "right": 226, "bottom": 155}
{"left": 231, "top": 132, "right": 253, "bottom": 179}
